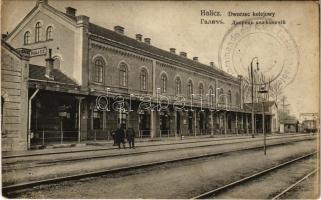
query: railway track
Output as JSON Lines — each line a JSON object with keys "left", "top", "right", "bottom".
{"left": 191, "top": 151, "right": 318, "bottom": 199}
{"left": 3, "top": 133, "right": 310, "bottom": 160}
{"left": 2, "top": 137, "right": 316, "bottom": 196}
{"left": 271, "top": 168, "right": 319, "bottom": 200}
{"left": 3, "top": 135, "right": 315, "bottom": 170}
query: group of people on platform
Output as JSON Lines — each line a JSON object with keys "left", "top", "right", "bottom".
{"left": 111, "top": 125, "right": 136, "bottom": 149}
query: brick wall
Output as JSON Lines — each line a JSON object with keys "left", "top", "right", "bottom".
{"left": 1, "top": 42, "right": 29, "bottom": 152}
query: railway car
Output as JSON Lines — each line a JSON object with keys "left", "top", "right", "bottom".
{"left": 302, "top": 120, "right": 317, "bottom": 133}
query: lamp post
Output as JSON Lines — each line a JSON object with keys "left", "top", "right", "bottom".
{"left": 250, "top": 57, "right": 259, "bottom": 138}
{"left": 258, "top": 85, "right": 268, "bottom": 155}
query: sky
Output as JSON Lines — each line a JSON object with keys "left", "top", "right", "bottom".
{"left": 1, "top": 0, "right": 319, "bottom": 119}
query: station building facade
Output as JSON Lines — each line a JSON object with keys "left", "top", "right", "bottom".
{"left": 3, "top": 0, "right": 272, "bottom": 150}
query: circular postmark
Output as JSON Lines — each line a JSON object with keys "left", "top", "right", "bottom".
{"left": 218, "top": 17, "right": 299, "bottom": 89}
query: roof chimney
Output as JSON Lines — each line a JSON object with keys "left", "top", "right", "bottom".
{"left": 114, "top": 26, "right": 124, "bottom": 34}
{"left": 210, "top": 62, "right": 214, "bottom": 67}
{"left": 136, "top": 34, "right": 142, "bottom": 41}
{"left": 179, "top": 52, "right": 187, "bottom": 57}
{"left": 37, "top": 0, "right": 48, "bottom": 5}
{"left": 144, "top": 38, "right": 151, "bottom": 45}
{"left": 193, "top": 57, "right": 198, "bottom": 62}
{"left": 169, "top": 48, "right": 176, "bottom": 54}
{"left": 66, "top": 7, "right": 77, "bottom": 16}
{"left": 45, "top": 49, "right": 54, "bottom": 80}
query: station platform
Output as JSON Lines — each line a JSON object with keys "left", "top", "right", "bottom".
{"left": 2, "top": 133, "right": 299, "bottom": 158}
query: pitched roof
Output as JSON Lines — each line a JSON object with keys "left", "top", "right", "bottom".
{"left": 1, "top": 40, "right": 30, "bottom": 60}
{"left": 29, "top": 64, "right": 77, "bottom": 85}
{"left": 88, "top": 23, "right": 238, "bottom": 81}
{"left": 280, "top": 116, "right": 298, "bottom": 124}
{"left": 48, "top": 6, "right": 228, "bottom": 79}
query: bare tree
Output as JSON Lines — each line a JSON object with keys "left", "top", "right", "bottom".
{"left": 269, "top": 80, "right": 283, "bottom": 105}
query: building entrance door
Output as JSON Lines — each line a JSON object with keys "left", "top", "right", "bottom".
{"left": 188, "top": 111, "right": 193, "bottom": 134}
{"left": 139, "top": 112, "right": 150, "bottom": 137}
{"left": 199, "top": 112, "right": 204, "bottom": 134}
{"left": 176, "top": 112, "right": 181, "bottom": 134}
{"left": 160, "top": 113, "right": 169, "bottom": 136}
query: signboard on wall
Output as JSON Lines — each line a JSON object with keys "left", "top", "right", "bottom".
{"left": 30, "top": 47, "right": 47, "bottom": 57}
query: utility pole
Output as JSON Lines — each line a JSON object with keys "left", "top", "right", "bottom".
{"left": 250, "top": 57, "right": 259, "bottom": 138}
{"left": 259, "top": 84, "right": 268, "bottom": 155}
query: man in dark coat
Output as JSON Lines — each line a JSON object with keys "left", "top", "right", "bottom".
{"left": 126, "top": 128, "right": 136, "bottom": 149}
{"left": 115, "top": 125, "right": 126, "bottom": 149}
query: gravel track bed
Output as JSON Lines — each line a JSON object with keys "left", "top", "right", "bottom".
{"left": 211, "top": 154, "right": 318, "bottom": 199}
{"left": 277, "top": 170, "right": 319, "bottom": 199}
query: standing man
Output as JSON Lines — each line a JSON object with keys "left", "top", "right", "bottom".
{"left": 115, "top": 124, "right": 126, "bottom": 149}
{"left": 126, "top": 127, "right": 136, "bottom": 149}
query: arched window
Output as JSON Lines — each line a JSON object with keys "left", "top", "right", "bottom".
{"left": 119, "top": 63, "right": 128, "bottom": 87}
{"left": 140, "top": 69, "right": 147, "bottom": 90}
{"left": 46, "top": 26, "right": 53, "bottom": 40}
{"left": 208, "top": 86, "right": 214, "bottom": 106}
{"left": 218, "top": 88, "right": 224, "bottom": 104}
{"left": 175, "top": 77, "right": 181, "bottom": 96}
{"left": 35, "top": 22, "right": 42, "bottom": 42}
{"left": 53, "top": 57, "right": 60, "bottom": 69}
{"left": 199, "top": 83, "right": 204, "bottom": 96}
{"left": 187, "top": 80, "right": 193, "bottom": 98}
{"left": 236, "top": 92, "right": 240, "bottom": 106}
{"left": 228, "top": 90, "right": 232, "bottom": 105}
{"left": 24, "top": 31, "right": 31, "bottom": 45}
{"left": 94, "top": 59, "right": 104, "bottom": 83}
{"left": 161, "top": 74, "right": 167, "bottom": 93}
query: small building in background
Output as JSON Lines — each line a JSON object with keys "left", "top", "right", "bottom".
{"left": 279, "top": 116, "right": 299, "bottom": 133}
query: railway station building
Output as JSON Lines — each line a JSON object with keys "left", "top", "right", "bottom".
{"left": 2, "top": 0, "right": 274, "bottom": 151}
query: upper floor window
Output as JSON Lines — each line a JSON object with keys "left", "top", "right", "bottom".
{"left": 94, "top": 59, "right": 104, "bottom": 83}
{"left": 46, "top": 26, "right": 53, "bottom": 40}
{"left": 175, "top": 77, "right": 181, "bottom": 96}
{"left": 218, "top": 88, "right": 224, "bottom": 104}
{"left": 24, "top": 31, "right": 31, "bottom": 45}
{"left": 208, "top": 86, "right": 214, "bottom": 106}
{"left": 236, "top": 92, "right": 240, "bottom": 106}
{"left": 228, "top": 90, "right": 232, "bottom": 105}
{"left": 199, "top": 83, "right": 204, "bottom": 97}
{"left": 187, "top": 80, "right": 193, "bottom": 98}
{"left": 140, "top": 69, "right": 147, "bottom": 90}
{"left": 161, "top": 74, "right": 167, "bottom": 93}
{"left": 119, "top": 63, "right": 128, "bottom": 87}
{"left": 35, "top": 22, "right": 42, "bottom": 42}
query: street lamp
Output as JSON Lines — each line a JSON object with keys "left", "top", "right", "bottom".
{"left": 258, "top": 85, "right": 268, "bottom": 155}
{"left": 250, "top": 57, "right": 259, "bottom": 138}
